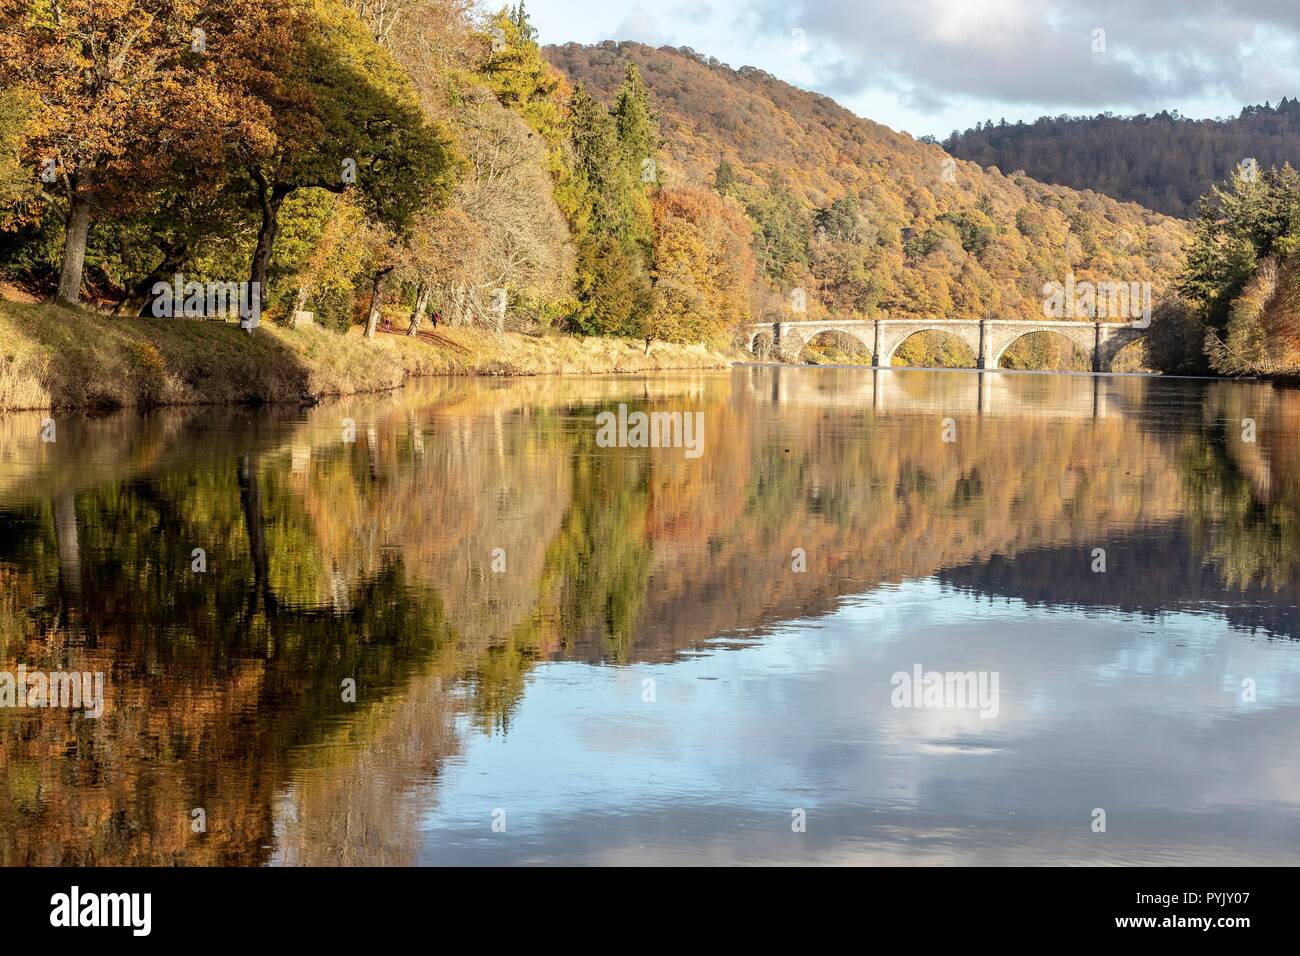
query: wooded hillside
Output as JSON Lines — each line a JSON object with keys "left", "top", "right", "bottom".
{"left": 547, "top": 41, "right": 1189, "bottom": 327}
{"left": 944, "top": 101, "right": 1300, "bottom": 219}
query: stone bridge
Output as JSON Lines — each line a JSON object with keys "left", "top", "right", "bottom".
{"left": 745, "top": 318, "right": 1149, "bottom": 372}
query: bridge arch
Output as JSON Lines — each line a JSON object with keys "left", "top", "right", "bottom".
{"left": 982, "top": 325, "right": 1097, "bottom": 369}
{"left": 1099, "top": 331, "right": 1151, "bottom": 372}
{"left": 875, "top": 321, "right": 982, "bottom": 368}
{"left": 769, "top": 321, "right": 874, "bottom": 363}
{"left": 795, "top": 327, "right": 874, "bottom": 363}
{"left": 884, "top": 328, "right": 980, "bottom": 368}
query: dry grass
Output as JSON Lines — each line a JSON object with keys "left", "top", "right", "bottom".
{"left": 0, "top": 302, "right": 739, "bottom": 411}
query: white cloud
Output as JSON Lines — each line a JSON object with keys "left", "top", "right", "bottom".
{"left": 523, "top": 0, "right": 1300, "bottom": 137}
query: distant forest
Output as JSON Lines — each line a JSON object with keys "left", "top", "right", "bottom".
{"left": 942, "top": 100, "right": 1300, "bottom": 218}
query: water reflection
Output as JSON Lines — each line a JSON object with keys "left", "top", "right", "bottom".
{"left": 0, "top": 368, "right": 1297, "bottom": 865}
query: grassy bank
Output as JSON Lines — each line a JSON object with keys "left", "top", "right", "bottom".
{"left": 0, "top": 302, "right": 739, "bottom": 411}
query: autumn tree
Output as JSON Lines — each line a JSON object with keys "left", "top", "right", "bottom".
{"left": 646, "top": 186, "right": 754, "bottom": 345}
{"left": 0, "top": 88, "right": 38, "bottom": 230}
{"left": 477, "top": 4, "right": 584, "bottom": 229}
{"left": 227, "top": 0, "right": 457, "bottom": 311}
{"left": 357, "top": 1, "right": 573, "bottom": 333}
{"left": 280, "top": 193, "right": 370, "bottom": 330}
{"left": 443, "top": 93, "right": 571, "bottom": 326}
{"left": 0, "top": 0, "right": 238, "bottom": 304}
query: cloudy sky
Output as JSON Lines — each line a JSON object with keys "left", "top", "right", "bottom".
{"left": 521, "top": 0, "right": 1300, "bottom": 139}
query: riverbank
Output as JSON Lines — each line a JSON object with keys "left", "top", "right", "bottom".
{"left": 0, "top": 302, "right": 739, "bottom": 411}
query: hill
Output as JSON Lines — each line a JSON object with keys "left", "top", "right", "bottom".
{"left": 546, "top": 42, "right": 1189, "bottom": 333}
{"left": 943, "top": 101, "right": 1300, "bottom": 219}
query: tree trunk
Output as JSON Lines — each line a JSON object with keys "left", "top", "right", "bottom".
{"left": 407, "top": 281, "right": 430, "bottom": 336}
{"left": 249, "top": 179, "right": 285, "bottom": 314}
{"left": 365, "top": 267, "right": 392, "bottom": 339}
{"left": 53, "top": 493, "right": 82, "bottom": 601}
{"left": 115, "top": 243, "right": 186, "bottom": 316}
{"left": 56, "top": 192, "right": 92, "bottom": 306}
{"left": 451, "top": 284, "right": 467, "bottom": 326}
{"left": 238, "top": 455, "right": 274, "bottom": 618}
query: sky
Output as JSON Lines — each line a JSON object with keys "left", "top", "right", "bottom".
{"left": 519, "top": 0, "right": 1300, "bottom": 139}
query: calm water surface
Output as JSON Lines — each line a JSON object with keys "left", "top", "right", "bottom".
{"left": 2, "top": 367, "right": 1298, "bottom": 865}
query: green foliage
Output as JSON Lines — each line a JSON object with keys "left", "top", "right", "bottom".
{"left": 1206, "top": 257, "right": 1279, "bottom": 374}
{"left": 0, "top": 87, "right": 36, "bottom": 230}
{"left": 815, "top": 196, "right": 866, "bottom": 243}
{"left": 1143, "top": 296, "right": 1210, "bottom": 375}
{"left": 539, "top": 427, "right": 653, "bottom": 660}
{"left": 1178, "top": 162, "right": 1300, "bottom": 374}
{"left": 572, "top": 234, "right": 655, "bottom": 336}
{"left": 566, "top": 71, "right": 658, "bottom": 335}
{"left": 1180, "top": 164, "right": 1300, "bottom": 331}
{"left": 613, "top": 64, "right": 657, "bottom": 180}
{"left": 481, "top": 5, "right": 563, "bottom": 143}
{"left": 938, "top": 209, "right": 995, "bottom": 258}
{"left": 510, "top": 2, "right": 538, "bottom": 42}
{"left": 744, "top": 175, "right": 811, "bottom": 285}
{"left": 714, "top": 158, "right": 737, "bottom": 196}
{"left": 279, "top": 2, "right": 458, "bottom": 237}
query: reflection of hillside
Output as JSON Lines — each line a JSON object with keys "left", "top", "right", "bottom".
{"left": 938, "top": 526, "right": 1300, "bottom": 640}
{"left": 1, "top": 369, "right": 1298, "bottom": 864}
{"left": 559, "top": 373, "right": 1190, "bottom": 661}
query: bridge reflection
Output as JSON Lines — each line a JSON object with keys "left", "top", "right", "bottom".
{"left": 745, "top": 365, "right": 1137, "bottom": 419}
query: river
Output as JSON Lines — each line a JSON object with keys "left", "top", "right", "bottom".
{"left": 1, "top": 366, "right": 1297, "bottom": 865}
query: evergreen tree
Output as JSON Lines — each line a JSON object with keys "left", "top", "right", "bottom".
{"left": 482, "top": 7, "right": 562, "bottom": 141}
{"left": 510, "top": 3, "right": 538, "bottom": 42}
{"left": 714, "top": 158, "right": 737, "bottom": 195}
{"left": 613, "top": 63, "right": 658, "bottom": 179}
{"left": 1180, "top": 163, "right": 1300, "bottom": 332}
{"left": 745, "top": 174, "right": 811, "bottom": 285}
{"left": 567, "top": 80, "right": 657, "bottom": 334}
{"left": 568, "top": 84, "right": 625, "bottom": 238}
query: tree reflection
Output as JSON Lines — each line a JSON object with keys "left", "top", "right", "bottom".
{"left": 2, "top": 371, "right": 1299, "bottom": 864}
